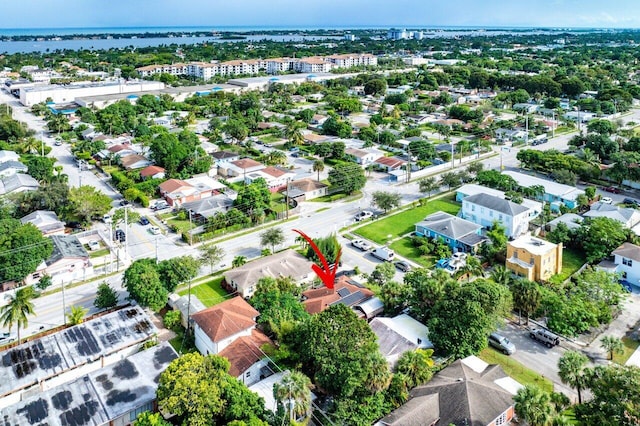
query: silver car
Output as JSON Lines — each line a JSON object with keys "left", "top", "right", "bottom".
{"left": 489, "top": 333, "right": 516, "bottom": 355}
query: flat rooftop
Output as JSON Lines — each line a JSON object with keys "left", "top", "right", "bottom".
{"left": 0, "top": 306, "right": 156, "bottom": 399}
{"left": 0, "top": 343, "right": 177, "bottom": 426}
{"left": 228, "top": 72, "right": 343, "bottom": 86}
{"left": 509, "top": 235, "right": 558, "bottom": 255}
{"left": 22, "top": 80, "right": 160, "bottom": 93}
{"left": 75, "top": 83, "right": 240, "bottom": 104}
{"left": 502, "top": 171, "right": 584, "bottom": 201}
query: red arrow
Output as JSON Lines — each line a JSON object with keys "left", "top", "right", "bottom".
{"left": 293, "top": 229, "right": 341, "bottom": 290}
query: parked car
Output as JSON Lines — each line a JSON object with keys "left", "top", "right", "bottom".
{"left": 601, "top": 197, "right": 613, "bottom": 204}
{"left": 623, "top": 198, "right": 639, "bottom": 206}
{"left": 394, "top": 260, "right": 411, "bottom": 272}
{"left": 102, "top": 214, "right": 112, "bottom": 224}
{"left": 151, "top": 201, "right": 169, "bottom": 211}
{"left": 604, "top": 186, "right": 621, "bottom": 194}
{"left": 529, "top": 328, "right": 560, "bottom": 348}
{"left": 351, "top": 239, "right": 372, "bottom": 251}
{"left": 354, "top": 210, "right": 374, "bottom": 221}
{"left": 54, "top": 140, "right": 62, "bottom": 146}
{"left": 119, "top": 199, "right": 131, "bottom": 207}
{"left": 291, "top": 152, "right": 300, "bottom": 158}
{"left": 139, "top": 216, "right": 150, "bottom": 226}
{"left": 114, "top": 229, "right": 126, "bottom": 242}
{"left": 87, "top": 240, "right": 100, "bottom": 251}
{"left": 0, "top": 332, "right": 15, "bottom": 345}
{"left": 149, "top": 226, "right": 161, "bottom": 235}
{"left": 372, "top": 247, "right": 395, "bottom": 262}
{"left": 488, "top": 333, "right": 516, "bottom": 355}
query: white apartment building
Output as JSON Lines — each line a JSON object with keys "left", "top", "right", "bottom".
{"left": 327, "top": 53, "right": 377, "bottom": 68}
{"left": 135, "top": 63, "right": 188, "bottom": 77}
{"left": 460, "top": 193, "right": 535, "bottom": 238}
{"left": 298, "top": 57, "right": 333, "bottom": 73}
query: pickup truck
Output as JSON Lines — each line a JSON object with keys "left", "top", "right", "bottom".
{"left": 351, "top": 239, "right": 372, "bottom": 251}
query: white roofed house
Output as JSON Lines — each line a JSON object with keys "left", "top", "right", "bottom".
{"left": 370, "top": 314, "right": 433, "bottom": 367}
{"left": 25, "top": 234, "right": 94, "bottom": 286}
{"left": 0, "top": 150, "right": 20, "bottom": 164}
{"left": 0, "top": 160, "right": 27, "bottom": 177}
{"left": 584, "top": 201, "right": 640, "bottom": 233}
{"left": 244, "top": 166, "right": 296, "bottom": 192}
{"left": 502, "top": 171, "right": 584, "bottom": 211}
{"left": 346, "top": 147, "right": 384, "bottom": 167}
{"left": 598, "top": 243, "right": 640, "bottom": 292}
{"left": 0, "top": 173, "right": 40, "bottom": 196}
{"left": 19, "top": 210, "right": 65, "bottom": 236}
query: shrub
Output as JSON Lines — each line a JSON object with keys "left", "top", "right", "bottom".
{"left": 163, "top": 310, "right": 181, "bottom": 330}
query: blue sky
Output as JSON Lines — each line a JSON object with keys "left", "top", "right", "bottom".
{"left": 2, "top": 0, "right": 640, "bottom": 29}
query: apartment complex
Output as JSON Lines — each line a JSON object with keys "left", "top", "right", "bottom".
{"left": 136, "top": 53, "right": 377, "bottom": 80}
{"left": 506, "top": 235, "right": 563, "bottom": 282}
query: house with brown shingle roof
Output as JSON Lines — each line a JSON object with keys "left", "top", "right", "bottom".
{"left": 191, "top": 296, "right": 259, "bottom": 355}
{"left": 222, "top": 158, "right": 265, "bottom": 177}
{"left": 303, "top": 133, "right": 332, "bottom": 144}
{"left": 119, "top": 154, "right": 152, "bottom": 170}
{"left": 245, "top": 166, "right": 296, "bottom": 192}
{"left": 218, "top": 329, "right": 273, "bottom": 385}
{"left": 158, "top": 179, "right": 198, "bottom": 206}
{"left": 302, "top": 276, "right": 374, "bottom": 315}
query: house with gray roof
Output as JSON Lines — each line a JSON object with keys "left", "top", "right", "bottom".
{"left": 547, "top": 213, "right": 583, "bottom": 232}
{"left": 223, "top": 249, "right": 314, "bottom": 298}
{"left": 376, "top": 356, "right": 523, "bottom": 426}
{"left": 415, "top": 212, "right": 487, "bottom": 253}
{"left": 0, "top": 150, "right": 20, "bottom": 164}
{"left": 0, "top": 173, "right": 40, "bottom": 196}
{"left": 181, "top": 194, "right": 234, "bottom": 219}
{"left": 20, "top": 210, "right": 65, "bottom": 236}
{"left": 584, "top": 201, "right": 640, "bottom": 233}
{"left": 460, "top": 193, "right": 534, "bottom": 238}
{"left": 25, "top": 234, "right": 94, "bottom": 286}
{"left": 370, "top": 314, "right": 432, "bottom": 367}
{"left": 0, "top": 160, "right": 27, "bottom": 177}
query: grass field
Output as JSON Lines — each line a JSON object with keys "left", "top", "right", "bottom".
{"left": 479, "top": 347, "right": 554, "bottom": 393}
{"left": 550, "top": 248, "right": 586, "bottom": 284}
{"left": 389, "top": 237, "right": 435, "bottom": 268}
{"left": 355, "top": 198, "right": 460, "bottom": 244}
{"left": 178, "top": 276, "right": 229, "bottom": 307}
{"left": 612, "top": 336, "right": 640, "bottom": 365}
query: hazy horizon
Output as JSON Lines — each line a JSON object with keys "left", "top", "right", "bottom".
{"left": 2, "top": 0, "right": 640, "bottom": 30}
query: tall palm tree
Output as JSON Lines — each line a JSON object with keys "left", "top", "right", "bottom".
{"left": 286, "top": 122, "right": 305, "bottom": 146}
{"left": 510, "top": 279, "right": 542, "bottom": 325}
{"left": 67, "top": 305, "right": 88, "bottom": 325}
{"left": 0, "top": 287, "right": 37, "bottom": 343}
{"left": 273, "top": 370, "right": 313, "bottom": 420}
{"left": 513, "top": 385, "right": 554, "bottom": 426}
{"left": 312, "top": 159, "right": 325, "bottom": 182}
{"left": 395, "top": 349, "right": 435, "bottom": 388}
{"left": 558, "top": 351, "right": 589, "bottom": 404}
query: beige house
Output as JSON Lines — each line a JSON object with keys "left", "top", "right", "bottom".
{"left": 223, "top": 249, "right": 313, "bottom": 298}
{"left": 506, "top": 235, "right": 563, "bottom": 282}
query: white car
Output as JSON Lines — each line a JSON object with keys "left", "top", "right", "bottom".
{"left": 102, "top": 214, "right": 112, "bottom": 224}
{"left": 149, "top": 226, "right": 161, "bottom": 235}
{"left": 351, "top": 239, "right": 372, "bottom": 251}
{"left": 601, "top": 197, "right": 613, "bottom": 204}
{"left": 87, "top": 240, "right": 100, "bottom": 251}
{"left": 354, "top": 210, "right": 374, "bottom": 221}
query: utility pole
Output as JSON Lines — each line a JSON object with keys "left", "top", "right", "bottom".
{"left": 188, "top": 210, "right": 193, "bottom": 245}
{"left": 451, "top": 142, "right": 455, "bottom": 170}
{"left": 552, "top": 111, "right": 556, "bottom": 138}
{"left": 285, "top": 179, "right": 290, "bottom": 220}
{"left": 155, "top": 236, "right": 159, "bottom": 264}
{"left": 124, "top": 206, "right": 128, "bottom": 257}
{"left": 406, "top": 146, "right": 412, "bottom": 183}
{"left": 61, "top": 279, "right": 67, "bottom": 325}
{"left": 525, "top": 115, "right": 529, "bottom": 145}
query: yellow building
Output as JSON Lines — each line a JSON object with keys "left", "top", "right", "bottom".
{"left": 506, "top": 235, "right": 563, "bottom": 282}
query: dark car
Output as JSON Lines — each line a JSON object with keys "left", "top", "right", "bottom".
{"left": 119, "top": 199, "right": 131, "bottom": 206}
{"left": 139, "top": 216, "right": 150, "bottom": 226}
{"left": 623, "top": 198, "right": 639, "bottom": 206}
{"left": 604, "top": 186, "right": 621, "bottom": 194}
{"left": 394, "top": 260, "right": 412, "bottom": 272}
{"left": 114, "top": 229, "right": 126, "bottom": 242}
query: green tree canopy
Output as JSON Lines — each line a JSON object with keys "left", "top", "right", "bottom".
{"left": 94, "top": 282, "right": 118, "bottom": 310}
{"left": 67, "top": 185, "right": 112, "bottom": 224}
{"left": 328, "top": 163, "right": 366, "bottom": 195}
{"left": 0, "top": 220, "right": 52, "bottom": 283}
{"left": 123, "top": 258, "right": 168, "bottom": 312}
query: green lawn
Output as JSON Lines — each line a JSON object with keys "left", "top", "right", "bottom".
{"left": 259, "top": 135, "right": 282, "bottom": 143}
{"left": 355, "top": 198, "right": 461, "bottom": 244}
{"left": 178, "top": 276, "right": 228, "bottom": 307}
{"left": 88, "top": 248, "right": 110, "bottom": 258}
{"left": 479, "top": 347, "right": 554, "bottom": 393}
{"left": 167, "top": 218, "right": 196, "bottom": 234}
{"left": 389, "top": 237, "right": 435, "bottom": 268}
{"left": 612, "top": 336, "right": 640, "bottom": 365}
{"left": 549, "top": 248, "right": 586, "bottom": 284}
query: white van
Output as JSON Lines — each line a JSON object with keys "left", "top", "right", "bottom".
{"left": 372, "top": 247, "right": 395, "bottom": 262}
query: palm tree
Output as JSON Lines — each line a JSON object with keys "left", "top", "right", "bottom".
{"left": 0, "top": 287, "right": 37, "bottom": 343}
{"left": 232, "top": 255, "right": 247, "bottom": 268}
{"left": 491, "top": 265, "right": 512, "bottom": 287}
{"left": 20, "top": 137, "right": 41, "bottom": 155}
{"left": 513, "top": 385, "right": 554, "bottom": 426}
{"left": 395, "top": 349, "right": 435, "bottom": 388}
{"left": 67, "top": 305, "right": 88, "bottom": 325}
{"left": 273, "top": 370, "right": 313, "bottom": 420}
{"left": 558, "top": 350, "right": 589, "bottom": 404}
{"left": 459, "top": 255, "right": 484, "bottom": 282}
{"left": 600, "top": 335, "right": 624, "bottom": 361}
{"left": 312, "top": 159, "right": 324, "bottom": 182}
{"left": 365, "top": 354, "right": 393, "bottom": 393}
{"left": 579, "top": 147, "right": 600, "bottom": 166}
{"left": 510, "top": 279, "right": 542, "bottom": 325}
{"left": 198, "top": 243, "right": 225, "bottom": 274}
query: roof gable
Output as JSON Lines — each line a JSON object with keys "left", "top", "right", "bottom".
{"left": 190, "top": 296, "right": 259, "bottom": 343}
{"left": 464, "top": 193, "right": 528, "bottom": 216}
{"left": 417, "top": 212, "right": 482, "bottom": 240}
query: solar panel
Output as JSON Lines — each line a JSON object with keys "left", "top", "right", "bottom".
{"left": 337, "top": 288, "right": 351, "bottom": 298}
